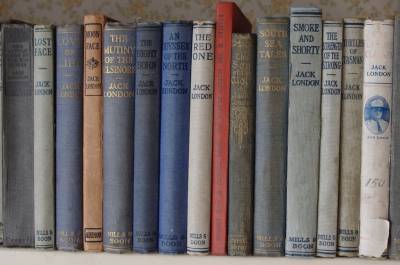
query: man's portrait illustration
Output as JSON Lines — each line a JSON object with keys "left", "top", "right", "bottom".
{"left": 364, "top": 95, "right": 390, "bottom": 135}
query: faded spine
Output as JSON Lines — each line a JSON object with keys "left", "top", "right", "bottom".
{"left": 3, "top": 23, "right": 34, "bottom": 247}
{"left": 56, "top": 24, "right": 84, "bottom": 251}
{"left": 83, "top": 14, "right": 106, "bottom": 252}
{"left": 390, "top": 16, "right": 400, "bottom": 259}
{"left": 316, "top": 21, "right": 343, "bottom": 257}
{"left": 0, "top": 25, "right": 3, "bottom": 244}
{"left": 102, "top": 23, "right": 135, "bottom": 253}
{"left": 254, "top": 17, "right": 289, "bottom": 257}
{"left": 337, "top": 18, "right": 364, "bottom": 257}
{"left": 133, "top": 22, "right": 162, "bottom": 253}
{"left": 285, "top": 7, "right": 322, "bottom": 257}
{"left": 34, "top": 24, "right": 55, "bottom": 249}
{"left": 359, "top": 19, "right": 393, "bottom": 258}
{"left": 227, "top": 33, "right": 256, "bottom": 256}
{"left": 187, "top": 21, "right": 215, "bottom": 255}
{"left": 158, "top": 21, "right": 192, "bottom": 254}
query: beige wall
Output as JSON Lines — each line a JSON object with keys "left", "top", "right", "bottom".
{"left": 0, "top": 0, "right": 399, "bottom": 26}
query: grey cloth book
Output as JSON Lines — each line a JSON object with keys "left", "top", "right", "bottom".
{"left": 316, "top": 21, "right": 343, "bottom": 257}
{"left": 227, "top": 33, "right": 256, "bottom": 256}
{"left": 33, "top": 24, "right": 55, "bottom": 249}
{"left": 337, "top": 18, "right": 364, "bottom": 257}
{"left": 285, "top": 7, "right": 322, "bottom": 257}
{"left": 254, "top": 17, "right": 289, "bottom": 257}
{"left": 3, "top": 23, "right": 34, "bottom": 247}
{"left": 390, "top": 15, "right": 400, "bottom": 259}
{"left": 0, "top": 24, "right": 3, "bottom": 244}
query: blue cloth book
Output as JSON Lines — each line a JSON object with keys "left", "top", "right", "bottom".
{"left": 133, "top": 22, "right": 162, "bottom": 253}
{"left": 158, "top": 21, "right": 192, "bottom": 254}
{"left": 55, "top": 24, "right": 83, "bottom": 251}
{"left": 103, "top": 22, "right": 135, "bottom": 253}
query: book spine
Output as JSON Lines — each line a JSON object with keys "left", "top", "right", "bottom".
{"left": 316, "top": 21, "right": 343, "bottom": 257}
{"left": 0, "top": 25, "right": 3, "bottom": 244}
{"left": 227, "top": 33, "right": 256, "bottom": 256}
{"left": 211, "top": 3, "right": 252, "bottom": 255}
{"left": 102, "top": 23, "right": 135, "bottom": 253}
{"left": 285, "top": 7, "right": 322, "bottom": 257}
{"left": 359, "top": 19, "right": 393, "bottom": 258}
{"left": 55, "top": 24, "right": 83, "bottom": 251}
{"left": 187, "top": 21, "right": 215, "bottom": 255}
{"left": 33, "top": 24, "right": 55, "bottom": 249}
{"left": 133, "top": 22, "right": 162, "bottom": 253}
{"left": 83, "top": 14, "right": 106, "bottom": 252}
{"left": 211, "top": 3, "right": 233, "bottom": 255}
{"left": 159, "top": 21, "right": 192, "bottom": 254}
{"left": 3, "top": 23, "right": 34, "bottom": 247}
{"left": 337, "top": 18, "right": 364, "bottom": 257}
{"left": 390, "top": 16, "right": 400, "bottom": 259}
{"left": 254, "top": 17, "right": 289, "bottom": 257}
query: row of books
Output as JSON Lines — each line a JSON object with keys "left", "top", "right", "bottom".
{"left": 0, "top": 1, "right": 399, "bottom": 259}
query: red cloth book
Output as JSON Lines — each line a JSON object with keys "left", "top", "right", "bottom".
{"left": 211, "top": 1, "right": 252, "bottom": 256}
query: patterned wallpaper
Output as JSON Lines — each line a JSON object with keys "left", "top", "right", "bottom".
{"left": 0, "top": 0, "right": 399, "bottom": 26}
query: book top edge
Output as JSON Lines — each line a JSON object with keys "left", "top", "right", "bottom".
{"left": 136, "top": 21, "right": 162, "bottom": 28}
{"left": 57, "top": 24, "right": 83, "bottom": 30}
{"left": 1, "top": 23, "right": 33, "bottom": 29}
{"left": 256, "top": 17, "right": 289, "bottom": 23}
{"left": 364, "top": 19, "right": 394, "bottom": 25}
{"left": 105, "top": 22, "right": 136, "bottom": 29}
{"left": 34, "top": 24, "right": 55, "bottom": 29}
{"left": 290, "top": 6, "right": 322, "bottom": 14}
{"left": 343, "top": 18, "right": 365, "bottom": 23}
{"left": 193, "top": 21, "right": 215, "bottom": 26}
{"left": 83, "top": 14, "right": 110, "bottom": 24}
{"left": 232, "top": 32, "right": 256, "bottom": 38}
{"left": 83, "top": 14, "right": 106, "bottom": 19}
{"left": 323, "top": 20, "right": 343, "bottom": 24}
{"left": 163, "top": 20, "right": 193, "bottom": 25}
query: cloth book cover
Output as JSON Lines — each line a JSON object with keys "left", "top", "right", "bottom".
{"left": 227, "top": 33, "right": 256, "bottom": 256}
{"left": 83, "top": 14, "right": 107, "bottom": 252}
{"left": 158, "top": 21, "right": 192, "bottom": 254}
{"left": 187, "top": 21, "right": 215, "bottom": 255}
{"left": 33, "top": 24, "right": 55, "bottom": 249}
{"left": 102, "top": 22, "right": 135, "bottom": 253}
{"left": 359, "top": 19, "right": 393, "bottom": 258}
{"left": 316, "top": 20, "right": 343, "bottom": 257}
{"left": 211, "top": 1, "right": 252, "bottom": 255}
{"left": 3, "top": 23, "right": 35, "bottom": 247}
{"left": 285, "top": 7, "right": 322, "bottom": 257}
{"left": 254, "top": 17, "right": 289, "bottom": 257}
{"left": 133, "top": 22, "right": 162, "bottom": 253}
{"left": 55, "top": 24, "right": 84, "bottom": 251}
{"left": 337, "top": 18, "right": 364, "bottom": 257}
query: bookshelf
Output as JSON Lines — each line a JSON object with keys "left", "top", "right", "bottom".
{"left": 0, "top": 0, "right": 397, "bottom": 263}
{"left": 0, "top": 248, "right": 396, "bottom": 265}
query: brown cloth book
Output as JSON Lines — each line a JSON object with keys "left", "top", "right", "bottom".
{"left": 83, "top": 14, "right": 106, "bottom": 252}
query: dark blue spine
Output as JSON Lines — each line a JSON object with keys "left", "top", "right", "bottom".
{"left": 55, "top": 25, "right": 83, "bottom": 251}
{"left": 103, "top": 23, "right": 135, "bottom": 253}
{"left": 159, "top": 21, "right": 192, "bottom": 254}
{"left": 133, "top": 22, "right": 162, "bottom": 253}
